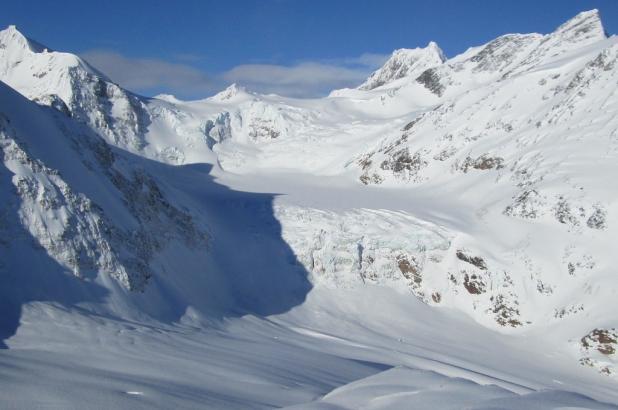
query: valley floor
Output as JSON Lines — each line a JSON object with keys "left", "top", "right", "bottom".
{"left": 2, "top": 286, "right": 618, "bottom": 409}
{"left": 2, "top": 170, "right": 617, "bottom": 409}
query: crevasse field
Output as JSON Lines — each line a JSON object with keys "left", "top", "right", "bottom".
{"left": 1, "top": 9, "right": 618, "bottom": 409}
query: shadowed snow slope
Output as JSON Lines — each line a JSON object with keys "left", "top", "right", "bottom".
{"left": 0, "top": 80, "right": 311, "bottom": 343}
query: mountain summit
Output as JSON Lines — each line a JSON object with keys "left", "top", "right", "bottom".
{"left": 358, "top": 41, "right": 446, "bottom": 90}
{"left": 0, "top": 25, "right": 46, "bottom": 53}
{"left": 554, "top": 9, "right": 607, "bottom": 43}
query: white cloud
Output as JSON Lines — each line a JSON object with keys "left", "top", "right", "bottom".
{"left": 350, "top": 53, "right": 390, "bottom": 67}
{"left": 81, "top": 49, "right": 390, "bottom": 99}
{"left": 80, "top": 50, "right": 216, "bottom": 96}
{"left": 331, "top": 53, "right": 390, "bottom": 68}
{"left": 222, "top": 62, "right": 373, "bottom": 97}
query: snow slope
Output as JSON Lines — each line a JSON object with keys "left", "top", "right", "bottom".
{"left": 3, "top": 287, "right": 618, "bottom": 409}
{"left": 1, "top": 9, "right": 618, "bottom": 409}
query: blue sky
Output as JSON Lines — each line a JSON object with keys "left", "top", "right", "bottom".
{"left": 2, "top": 0, "right": 617, "bottom": 98}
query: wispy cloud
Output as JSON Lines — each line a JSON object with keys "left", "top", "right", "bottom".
{"left": 80, "top": 50, "right": 216, "bottom": 97}
{"left": 329, "top": 53, "right": 390, "bottom": 68}
{"left": 80, "top": 49, "right": 389, "bottom": 99}
{"left": 222, "top": 62, "right": 376, "bottom": 98}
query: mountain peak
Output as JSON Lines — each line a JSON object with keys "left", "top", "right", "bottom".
{"left": 209, "top": 83, "right": 249, "bottom": 101}
{"left": 0, "top": 25, "right": 46, "bottom": 53}
{"left": 359, "top": 42, "right": 446, "bottom": 90}
{"left": 553, "top": 9, "right": 606, "bottom": 42}
{"left": 154, "top": 93, "right": 183, "bottom": 104}
{"left": 0, "top": 25, "right": 108, "bottom": 98}
{"left": 426, "top": 41, "right": 446, "bottom": 60}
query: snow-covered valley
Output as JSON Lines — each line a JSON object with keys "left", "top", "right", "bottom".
{"left": 1, "top": 9, "right": 618, "bottom": 409}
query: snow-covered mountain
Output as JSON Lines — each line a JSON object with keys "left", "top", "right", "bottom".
{"left": 357, "top": 41, "right": 446, "bottom": 90}
{"left": 1, "top": 9, "right": 618, "bottom": 409}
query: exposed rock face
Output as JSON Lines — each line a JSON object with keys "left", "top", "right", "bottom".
{"left": 458, "top": 155, "right": 505, "bottom": 172}
{"left": 470, "top": 34, "right": 540, "bottom": 73}
{"left": 456, "top": 250, "right": 488, "bottom": 271}
{"left": 489, "top": 294, "right": 522, "bottom": 327}
{"left": 463, "top": 273, "right": 486, "bottom": 294}
{"left": 582, "top": 329, "right": 618, "bottom": 355}
{"left": 504, "top": 190, "right": 544, "bottom": 219}
{"left": 0, "top": 88, "right": 208, "bottom": 292}
{"left": 397, "top": 254, "right": 422, "bottom": 285}
{"left": 416, "top": 68, "right": 445, "bottom": 96}
{"left": 580, "top": 328, "right": 618, "bottom": 376}
{"left": 380, "top": 148, "right": 426, "bottom": 175}
{"left": 32, "top": 94, "right": 70, "bottom": 116}
{"left": 1, "top": 123, "right": 144, "bottom": 290}
{"left": 587, "top": 205, "right": 607, "bottom": 230}
{"left": 0, "top": 26, "right": 151, "bottom": 152}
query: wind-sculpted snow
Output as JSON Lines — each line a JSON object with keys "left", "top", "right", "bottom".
{"left": 2, "top": 287, "right": 618, "bottom": 409}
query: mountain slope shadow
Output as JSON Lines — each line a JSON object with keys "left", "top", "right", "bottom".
{"left": 0, "top": 80, "right": 312, "bottom": 345}
{"left": 117, "top": 154, "right": 314, "bottom": 322}
{"left": 0, "top": 159, "right": 109, "bottom": 348}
